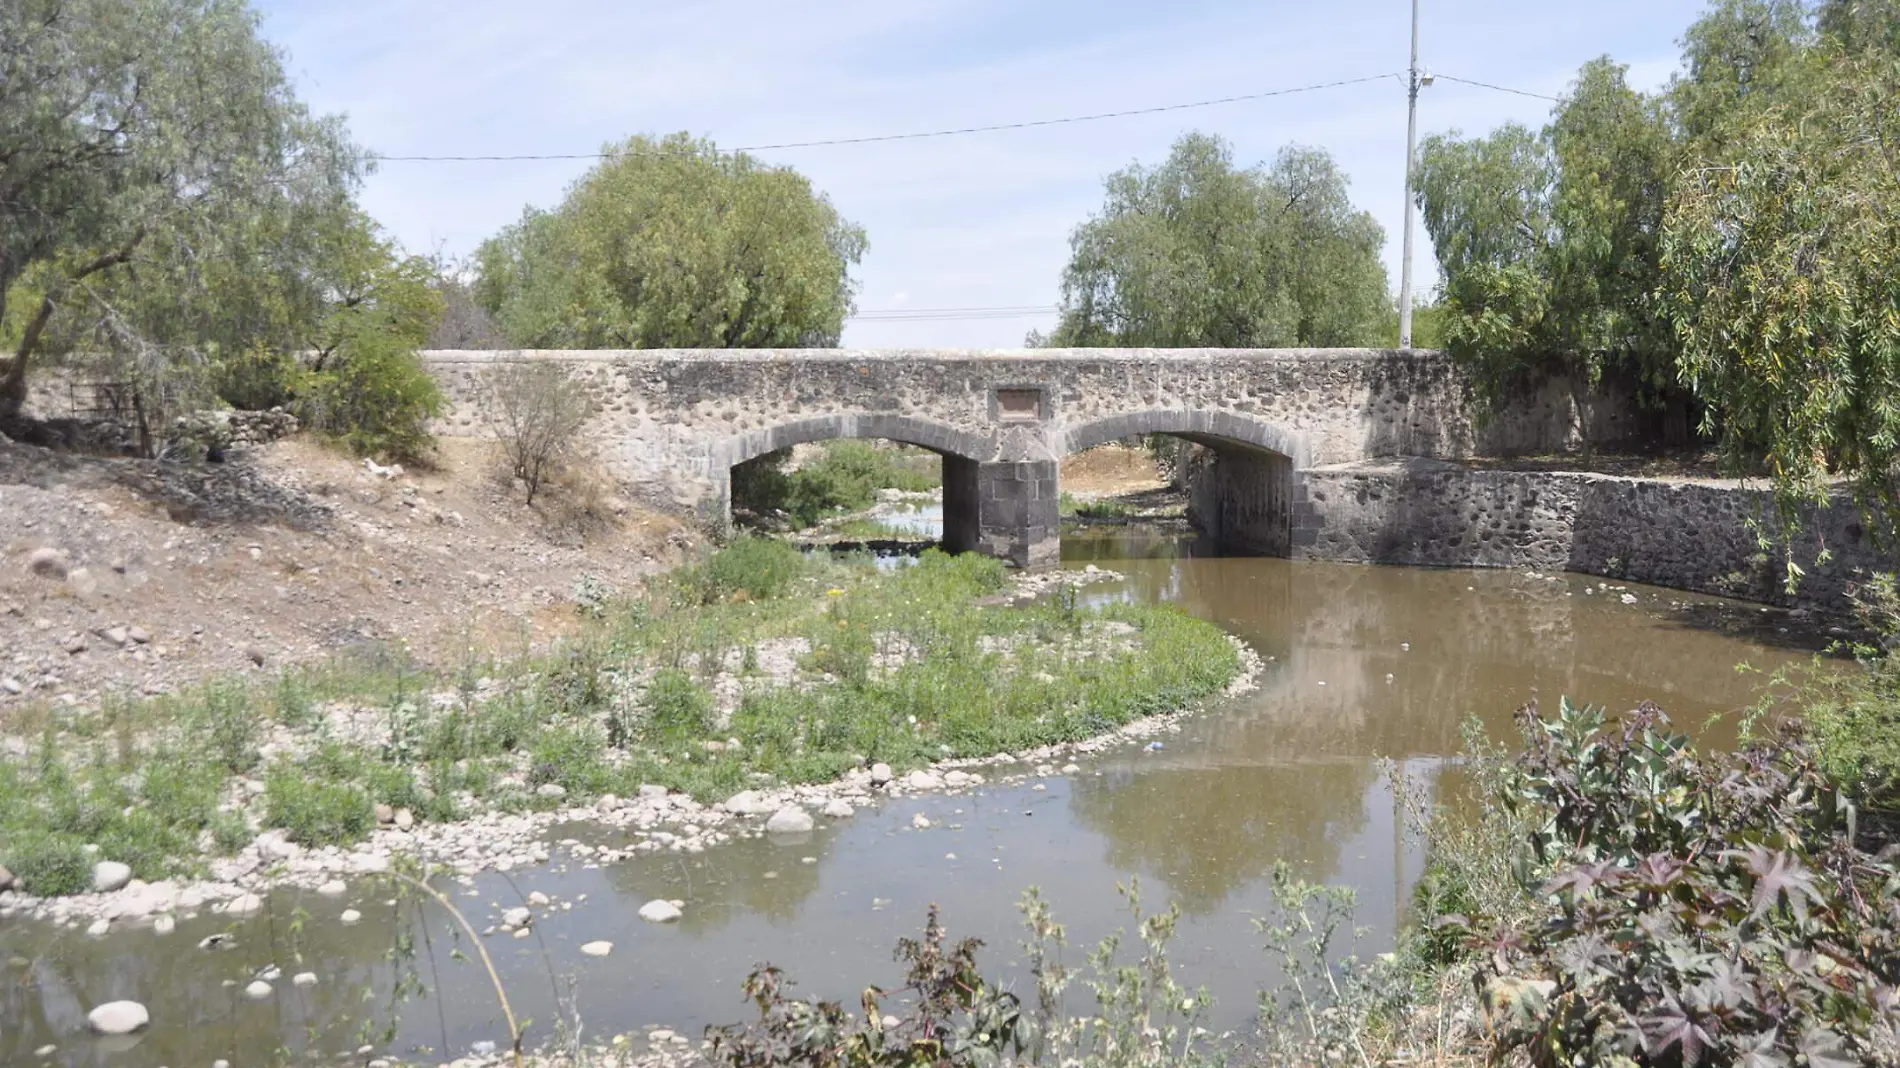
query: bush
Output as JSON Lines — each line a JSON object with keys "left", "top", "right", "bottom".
{"left": 680, "top": 537, "right": 810, "bottom": 604}
{"left": 644, "top": 668, "right": 713, "bottom": 740}
{"left": 264, "top": 770, "right": 376, "bottom": 847}
{"left": 1447, "top": 699, "right": 1900, "bottom": 1067}
{"left": 300, "top": 340, "right": 442, "bottom": 464}
{"left": 1788, "top": 573, "right": 1900, "bottom": 816}
{"left": 210, "top": 341, "right": 305, "bottom": 411}
{"left": 3, "top": 833, "right": 92, "bottom": 896}
{"left": 480, "top": 359, "right": 595, "bottom": 505}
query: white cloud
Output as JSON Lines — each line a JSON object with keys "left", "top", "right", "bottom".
{"left": 256, "top": 0, "right": 1712, "bottom": 346}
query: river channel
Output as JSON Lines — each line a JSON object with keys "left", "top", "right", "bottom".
{"left": 1, "top": 524, "right": 1830, "bottom": 1067}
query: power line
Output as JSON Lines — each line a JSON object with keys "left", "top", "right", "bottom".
{"left": 369, "top": 73, "right": 1403, "bottom": 163}
{"left": 1433, "top": 73, "right": 1562, "bottom": 103}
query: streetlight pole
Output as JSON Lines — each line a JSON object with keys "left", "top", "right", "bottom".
{"left": 1398, "top": 0, "right": 1422, "bottom": 350}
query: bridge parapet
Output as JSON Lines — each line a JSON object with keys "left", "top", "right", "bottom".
{"left": 424, "top": 349, "right": 1629, "bottom": 568}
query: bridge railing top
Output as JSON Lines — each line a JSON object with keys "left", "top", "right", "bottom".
{"left": 420, "top": 347, "right": 1447, "bottom": 363}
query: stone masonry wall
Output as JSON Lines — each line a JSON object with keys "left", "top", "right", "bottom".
{"left": 1296, "top": 459, "right": 1892, "bottom": 614}
{"left": 423, "top": 349, "right": 1632, "bottom": 521}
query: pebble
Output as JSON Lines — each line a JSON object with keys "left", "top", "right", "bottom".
{"left": 1061, "top": 763, "right": 1081, "bottom": 775}
{"left": 639, "top": 899, "right": 682, "bottom": 923}
{"left": 765, "top": 807, "right": 815, "bottom": 834}
{"left": 35, "top": 1045, "right": 57, "bottom": 1058}
{"left": 870, "top": 763, "right": 894, "bottom": 786}
{"left": 502, "top": 906, "right": 532, "bottom": 928}
{"left": 243, "top": 979, "right": 273, "bottom": 1000}
{"left": 86, "top": 1001, "right": 149, "bottom": 1035}
{"left": 535, "top": 783, "right": 567, "bottom": 799}
{"left": 152, "top": 915, "right": 175, "bottom": 936}
{"left": 226, "top": 892, "right": 264, "bottom": 916}
{"left": 821, "top": 799, "right": 855, "bottom": 819}
{"left": 903, "top": 770, "right": 944, "bottom": 791}
{"left": 340, "top": 908, "right": 363, "bottom": 925}
{"left": 86, "top": 918, "right": 110, "bottom": 937}
{"left": 723, "top": 790, "right": 773, "bottom": 816}
{"left": 316, "top": 879, "right": 348, "bottom": 896}
{"left": 293, "top": 972, "right": 318, "bottom": 988}
{"left": 528, "top": 890, "right": 551, "bottom": 907}
{"left": 580, "top": 940, "right": 614, "bottom": 957}
{"left": 911, "top": 813, "right": 932, "bottom": 829}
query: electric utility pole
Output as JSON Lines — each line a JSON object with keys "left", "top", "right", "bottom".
{"left": 1398, "top": 0, "right": 1422, "bottom": 350}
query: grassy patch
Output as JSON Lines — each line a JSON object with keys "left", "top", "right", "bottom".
{"left": 1059, "top": 492, "right": 1135, "bottom": 520}
{"left": 0, "top": 542, "right": 1241, "bottom": 893}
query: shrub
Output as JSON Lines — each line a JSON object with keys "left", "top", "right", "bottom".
{"left": 210, "top": 341, "right": 305, "bottom": 411}
{"left": 480, "top": 359, "right": 595, "bottom": 505}
{"left": 644, "top": 668, "right": 713, "bottom": 740}
{"left": 1449, "top": 699, "right": 1900, "bottom": 1067}
{"left": 264, "top": 770, "right": 376, "bottom": 847}
{"left": 300, "top": 341, "right": 442, "bottom": 464}
{"left": 3, "top": 833, "right": 92, "bottom": 896}
{"left": 680, "top": 537, "right": 810, "bottom": 604}
{"left": 1787, "top": 573, "right": 1900, "bottom": 816}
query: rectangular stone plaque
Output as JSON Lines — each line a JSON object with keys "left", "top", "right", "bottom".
{"left": 995, "top": 387, "right": 1043, "bottom": 423}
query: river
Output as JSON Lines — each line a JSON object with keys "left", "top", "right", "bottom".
{"left": 0, "top": 524, "right": 1828, "bottom": 1067}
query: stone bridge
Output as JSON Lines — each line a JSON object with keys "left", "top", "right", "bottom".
{"left": 426, "top": 349, "right": 1613, "bottom": 569}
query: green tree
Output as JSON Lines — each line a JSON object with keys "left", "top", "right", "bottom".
{"left": 474, "top": 133, "right": 866, "bottom": 349}
{"left": 1417, "top": 59, "right": 1677, "bottom": 441}
{"left": 0, "top": 0, "right": 360, "bottom": 409}
{"left": 1659, "top": 45, "right": 1900, "bottom": 538}
{"left": 1042, "top": 133, "right": 1391, "bottom": 348}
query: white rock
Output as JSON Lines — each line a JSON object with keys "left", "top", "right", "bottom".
{"left": 869, "top": 763, "right": 894, "bottom": 786}
{"left": 243, "top": 979, "right": 273, "bottom": 1000}
{"left": 292, "top": 972, "right": 318, "bottom": 988}
{"left": 723, "top": 790, "right": 773, "bottom": 816}
{"left": 821, "top": 799, "right": 855, "bottom": 819}
{"left": 393, "top": 808, "right": 415, "bottom": 830}
{"left": 152, "top": 915, "right": 175, "bottom": 936}
{"left": 226, "top": 892, "right": 264, "bottom": 916}
{"left": 911, "top": 813, "right": 932, "bottom": 829}
{"left": 580, "top": 940, "right": 613, "bottom": 957}
{"left": 501, "top": 907, "right": 532, "bottom": 928}
{"left": 1061, "top": 763, "right": 1081, "bottom": 775}
{"left": 903, "top": 770, "right": 943, "bottom": 791}
{"left": 86, "top": 1001, "right": 149, "bottom": 1035}
{"left": 765, "top": 807, "right": 815, "bottom": 834}
{"left": 943, "top": 770, "right": 976, "bottom": 788}
{"left": 91, "top": 861, "right": 132, "bottom": 893}
{"left": 638, "top": 784, "right": 669, "bottom": 799}
{"left": 86, "top": 918, "right": 110, "bottom": 937}
{"left": 595, "top": 793, "right": 621, "bottom": 812}
{"left": 339, "top": 908, "right": 363, "bottom": 925}
{"left": 535, "top": 783, "right": 567, "bottom": 799}
{"left": 316, "top": 879, "right": 347, "bottom": 897}
{"left": 528, "top": 891, "right": 550, "bottom": 907}
{"left": 638, "top": 899, "right": 682, "bottom": 923}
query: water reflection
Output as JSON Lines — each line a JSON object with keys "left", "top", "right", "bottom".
{"left": 3, "top": 530, "right": 1828, "bottom": 1066}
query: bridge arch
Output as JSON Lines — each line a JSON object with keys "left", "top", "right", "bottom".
{"left": 1060, "top": 408, "right": 1306, "bottom": 557}
{"left": 709, "top": 412, "right": 1003, "bottom": 556}
{"left": 1059, "top": 408, "right": 1308, "bottom": 466}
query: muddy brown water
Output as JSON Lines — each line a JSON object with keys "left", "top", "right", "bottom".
{"left": 1, "top": 525, "right": 1831, "bottom": 1067}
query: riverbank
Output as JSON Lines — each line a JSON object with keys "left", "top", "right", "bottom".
{"left": 0, "top": 542, "right": 1253, "bottom": 928}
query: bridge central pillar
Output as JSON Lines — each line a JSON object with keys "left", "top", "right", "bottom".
{"left": 942, "top": 457, "right": 1060, "bottom": 571}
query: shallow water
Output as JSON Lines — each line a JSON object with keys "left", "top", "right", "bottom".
{"left": 1, "top": 528, "right": 1828, "bottom": 1067}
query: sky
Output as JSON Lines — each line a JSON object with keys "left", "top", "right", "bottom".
{"left": 254, "top": 0, "right": 1712, "bottom": 348}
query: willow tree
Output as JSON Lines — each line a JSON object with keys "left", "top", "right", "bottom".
{"left": 1416, "top": 58, "right": 1677, "bottom": 445}
{"left": 0, "top": 0, "right": 361, "bottom": 411}
{"left": 1041, "top": 133, "right": 1391, "bottom": 349}
{"left": 1660, "top": 48, "right": 1900, "bottom": 538}
{"left": 474, "top": 134, "right": 867, "bottom": 349}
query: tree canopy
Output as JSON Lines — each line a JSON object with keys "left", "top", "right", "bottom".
{"left": 1419, "top": 0, "right": 1900, "bottom": 525}
{"left": 0, "top": 0, "right": 365, "bottom": 407}
{"left": 473, "top": 134, "right": 867, "bottom": 349}
{"left": 1039, "top": 133, "right": 1392, "bottom": 349}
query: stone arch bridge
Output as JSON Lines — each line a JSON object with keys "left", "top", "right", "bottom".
{"left": 426, "top": 349, "right": 1602, "bottom": 569}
